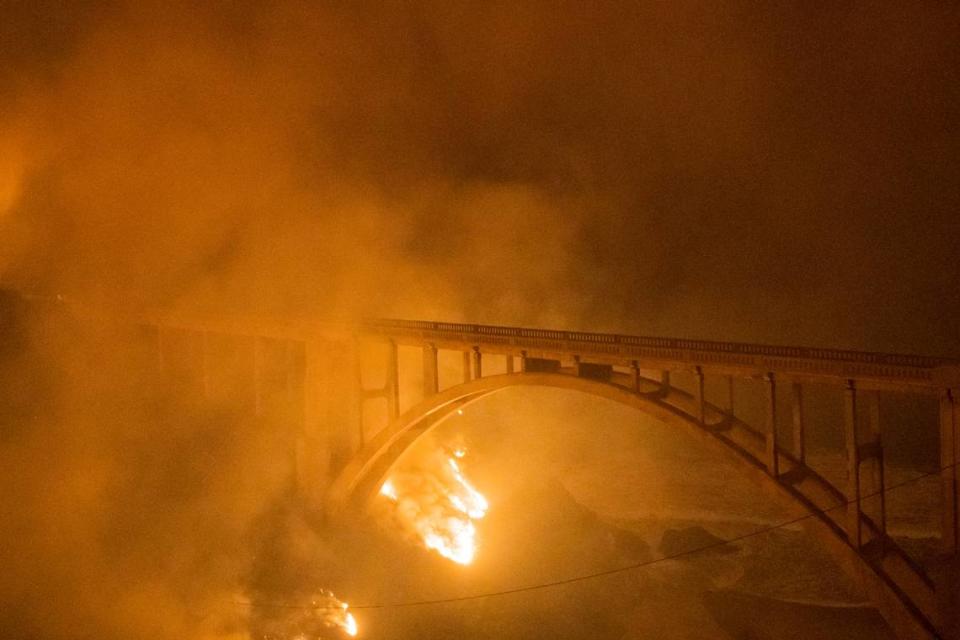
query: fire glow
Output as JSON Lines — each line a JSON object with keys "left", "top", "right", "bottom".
{"left": 316, "top": 591, "right": 358, "bottom": 637}
{"left": 379, "top": 446, "right": 488, "bottom": 565}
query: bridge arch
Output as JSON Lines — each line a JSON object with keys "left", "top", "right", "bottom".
{"left": 329, "top": 371, "right": 769, "bottom": 512}
{"left": 328, "top": 370, "right": 941, "bottom": 640}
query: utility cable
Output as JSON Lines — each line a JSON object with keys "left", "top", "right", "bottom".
{"left": 236, "top": 459, "right": 955, "bottom": 611}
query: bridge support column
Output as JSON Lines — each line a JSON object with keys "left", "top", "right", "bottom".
{"left": 791, "top": 382, "right": 805, "bottom": 464}
{"left": 505, "top": 353, "right": 514, "bottom": 374}
{"left": 940, "top": 390, "right": 958, "bottom": 554}
{"left": 844, "top": 380, "right": 862, "bottom": 548}
{"left": 631, "top": 361, "right": 642, "bottom": 393}
{"left": 862, "top": 392, "right": 886, "bottom": 547}
{"left": 422, "top": 343, "right": 439, "bottom": 397}
{"left": 300, "top": 339, "right": 333, "bottom": 504}
{"left": 725, "top": 375, "right": 735, "bottom": 416}
{"left": 520, "top": 350, "right": 528, "bottom": 373}
{"left": 764, "top": 373, "right": 779, "bottom": 476}
{"left": 660, "top": 370, "right": 671, "bottom": 396}
{"left": 694, "top": 366, "right": 705, "bottom": 425}
{"left": 937, "top": 389, "right": 959, "bottom": 638}
{"left": 472, "top": 346, "right": 482, "bottom": 380}
{"left": 387, "top": 340, "right": 400, "bottom": 419}
{"left": 462, "top": 351, "right": 472, "bottom": 383}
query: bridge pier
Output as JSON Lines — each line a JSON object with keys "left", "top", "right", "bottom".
{"left": 844, "top": 380, "right": 863, "bottom": 548}
{"left": 938, "top": 390, "right": 959, "bottom": 638}
{"left": 764, "top": 373, "right": 779, "bottom": 477}
{"left": 422, "top": 343, "right": 439, "bottom": 396}
{"left": 861, "top": 392, "right": 886, "bottom": 548}
{"left": 694, "top": 366, "right": 705, "bottom": 425}
{"left": 299, "top": 338, "right": 362, "bottom": 507}
{"left": 725, "top": 375, "right": 735, "bottom": 417}
{"left": 472, "top": 346, "right": 482, "bottom": 380}
{"left": 462, "top": 350, "right": 472, "bottom": 383}
{"left": 791, "top": 382, "right": 805, "bottom": 464}
{"left": 660, "top": 370, "right": 671, "bottom": 398}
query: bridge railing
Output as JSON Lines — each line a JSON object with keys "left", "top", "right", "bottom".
{"left": 359, "top": 318, "right": 957, "bottom": 389}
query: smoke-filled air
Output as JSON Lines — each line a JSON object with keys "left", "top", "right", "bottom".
{"left": 1, "top": 2, "right": 958, "bottom": 639}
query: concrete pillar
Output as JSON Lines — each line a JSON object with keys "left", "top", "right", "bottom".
{"left": 937, "top": 389, "right": 959, "bottom": 638}
{"left": 726, "top": 375, "right": 735, "bottom": 416}
{"left": 844, "top": 379, "right": 862, "bottom": 548}
{"left": 520, "top": 350, "right": 528, "bottom": 373}
{"left": 941, "top": 390, "right": 958, "bottom": 554}
{"left": 660, "top": 370, "right": 671, "bottom": 394}
{"left": 299, "top": 339, "right": 330, "bottom": 501}
{"left": 864, "top": 391, "right": 886, "bottom": 542}
{"left": 631, "top": 361, "right": 642, "bottom": 393}
{"left": 505, "top": 353, "right": 514, "bottom": 374}
{"left": 386, "top": 340, "right": 400, "bottom": 419}
{"left": 462, "top": 350, "right": 472, "bottom": 383}
{"left": 472, "top": 346, "right": 482, "bottom": 380}
{"left": 422, "top": 343, "right": 439, "bottom": 397}
{"left": 764, "top": 373, "right": 779, "bottom": 477}
{"left": 791, "top": 382, "right": 805, "bottom": 464}
{"left": 353, "top": 336, "right": 365, "bottom": 449}
{"left": 694, "top": 366, "right": 705, "bottom": 425}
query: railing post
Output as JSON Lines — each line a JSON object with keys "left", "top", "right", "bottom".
{"left": 844, "top": 379, "right": 862, "bottom": 548}
{"left": 791, "top": 382, "right": 805, "bottom": 464}
{"left": 472, "top": 346, "right": 482, "bottom": 380}
{"left": 764, "top": 373, "right": 779, "bottom": 477}
{"left": 694, "top": 366, "right": 705, "bottom": 425}
{"left": 422, "top": 343, "right": 439, "bottom": 397}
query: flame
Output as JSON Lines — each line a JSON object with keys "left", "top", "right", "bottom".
{"left": 251, "top": 589, "right": 358, "bottom": 638}
{"left": 379, "top": 446, "right": 488, "bottom": 565}
{"left": 313, "top": 590, "right": 358, "bottom": 637}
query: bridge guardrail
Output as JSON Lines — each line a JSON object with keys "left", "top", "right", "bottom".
{"left": 359, "top": 318, "right": 957, "bottom": 388}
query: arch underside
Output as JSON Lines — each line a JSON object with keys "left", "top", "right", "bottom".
{"left": 328, "top": 371, "right": 940, "bottom": 639}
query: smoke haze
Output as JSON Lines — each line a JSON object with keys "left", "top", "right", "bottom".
{"left": 1, "top": 2, "right": 958, "bottom": 638}
{"left": 2, "top": 0, "right": 958, "bottom": 350}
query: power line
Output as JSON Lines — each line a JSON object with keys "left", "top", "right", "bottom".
{"left": 236, "top": 460, "right": 954, "bottom": 612}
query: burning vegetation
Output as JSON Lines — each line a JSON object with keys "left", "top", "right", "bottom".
{"left": 250, "top": 590, "right": 357, "bottom": 639}
{"left": 378, "top": 444, "right": 489, "bottom": 566}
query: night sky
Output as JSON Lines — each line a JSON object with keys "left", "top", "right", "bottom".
{"left": 2, "top": 1, "right": 959, "bottom": 352}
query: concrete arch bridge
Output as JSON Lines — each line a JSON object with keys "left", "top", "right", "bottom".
{"left": 146, "top": 315, "right": 960, "bottom": 640}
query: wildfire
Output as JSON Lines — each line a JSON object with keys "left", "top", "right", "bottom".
{"left": 379, "top": 445, "right": 488, "bottom": 565}
{"left": 250, "top": 589, "right": 358, "bottom": 638}
{"left": 312, "top": 590, "right": 358, "bottom": 637}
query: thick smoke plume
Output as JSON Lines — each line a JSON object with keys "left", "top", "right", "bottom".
{"left": 2, "top": 1, "right": 958, "bottom": 348}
